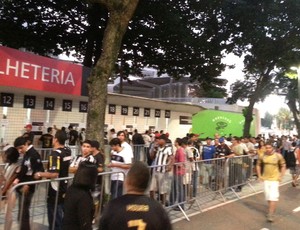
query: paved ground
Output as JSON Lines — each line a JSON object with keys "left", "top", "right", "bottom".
{"left": 173, "top": 183, "right": 300, "bottom": 230}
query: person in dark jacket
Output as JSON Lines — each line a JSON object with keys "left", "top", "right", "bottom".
{"left": 62, "top": 161, "right": 98, "bottom": 230}
{"left": 132, "top": 129, "right": 145, "bottom": 161}
{"left": 13, "top": 136, "right": 44, "bottom": 230}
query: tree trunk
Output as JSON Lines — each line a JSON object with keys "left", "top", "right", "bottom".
{"left": 243, "top": 100, "right": 255, "bottom": 137}
{"left": 243, "top": 73, "right": 271, "bottom": 137}
{"left": 287, "top": 94, "right": 300, "bottom": 136}
{"left": 86, "top": 0, "right": 139, "bottom": 147}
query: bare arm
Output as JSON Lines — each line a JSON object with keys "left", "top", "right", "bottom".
{"left": 279, "top": 156, "right": 286, "bottom": 181}
{"left": 107, "top": 163, "right": 131, "bottom": 170}
{"left": 2, "top": 173, "right": 18, "bottom": 195}
{"left": 97, "top": 166, "right": 104, "bottom": 173}
{"left": 256, "top": 165, "right": 262, "bottom": 180}
{"left": 69, "top": 167, "right": 78, "bottom": 174}
{"left": 34, "top": 171, "right": 59, "bottom": 180}
{"left": 150, "top": 147, "right": 158, "bottom": 160}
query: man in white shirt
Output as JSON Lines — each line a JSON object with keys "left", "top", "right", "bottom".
{"left": 108, "top": 138, "right": 133, "bottom": 199}
{"left": 117, "top": 130, "right": 133, "bottom": 158}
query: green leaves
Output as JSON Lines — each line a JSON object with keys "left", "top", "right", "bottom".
{"left": 0, "top": 0, "right": 231, "bottom": 92}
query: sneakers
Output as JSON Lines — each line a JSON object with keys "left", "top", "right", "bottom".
{"left": 267, "top": 213, "right": 275, "bottom": 222}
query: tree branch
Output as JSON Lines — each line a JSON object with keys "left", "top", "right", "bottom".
{"left": 89, "top": 0, "right": 131, "bottom": 11}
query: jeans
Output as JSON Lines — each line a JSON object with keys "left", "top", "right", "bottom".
{"left": 17, "top": 191, "right": 34, "bottom": 230}
{"left": 110, "top": 180, "right": 123, "bottom": 200}
{"left": 48, "top": 203, "right": 64, "bottom": 230}
{"left": 133, "top": 145, "right": 143, "bottom": 161}
{"left": 170, "top": 174, "right": 185, "bottom": 208}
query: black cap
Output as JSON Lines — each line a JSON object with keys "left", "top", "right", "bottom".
{"left": 90, "top": 140, "right": 100, "bottom": 149}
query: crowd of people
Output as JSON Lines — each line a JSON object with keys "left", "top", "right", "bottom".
{"left": 1, "top": 125, "right": 300, "bottom": 229}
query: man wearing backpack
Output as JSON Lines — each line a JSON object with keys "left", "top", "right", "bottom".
{"left": 34, "top": 130, "right": 72, "bottom": 230}
{"left": 256, "top": 142, "right": 286, "bottom": 222}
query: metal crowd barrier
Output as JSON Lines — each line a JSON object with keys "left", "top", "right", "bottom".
{"left": 1, "top": 155, "right": 255, "bottom": 228}
{"left": 36, "top": 144, "right": 147, "bottom": 163}
{"left": 0, "top": 171, "right": 125, "bottom": 230}
{"left": 148, "top": 155, "right": 254, "bottom": 221}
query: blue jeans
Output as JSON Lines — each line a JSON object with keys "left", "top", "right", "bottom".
{"left": 133, "top": 145, "right": 143, "bottom": 161}
{"left": 170, "top": 174, "right": 185, "bottom": 208}
{"left": 47, "top": 203, "right": 64, "bottom": 230}
{"left": 110, "top": 180, "right": 123, "bottom": 200}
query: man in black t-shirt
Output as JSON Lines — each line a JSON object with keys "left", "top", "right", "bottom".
{"left": 215, "top": 138, "right": 233, "bottom": 189}
{"left": 215, "top": 138, "right": 232, "bottom": 158}
{"left": 132, "top": 129, "right": 145, "bottom": 161}
{"left": 91, "top": 140, "right": 105, "bottom": 181}
{"left": 91, "top": 140, "right": 105, "bottom": 220}
{"left": 39, "top": 127, "right": 53, "bottom": 148}
{"left": 34, "top": 130, "right": 71, "bottom": 230}
{"left": 68, "top": 125, "right": 78, "bottom": 146}
{"left": 39, "top": 127, "right": 54, "bottom": 160}
{"left": 99, "top": 161, "right": 172, "bottom": 230}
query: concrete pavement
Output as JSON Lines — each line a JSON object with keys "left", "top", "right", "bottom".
{"left": 173, "top": 183, "right": 300, "bottom": 230}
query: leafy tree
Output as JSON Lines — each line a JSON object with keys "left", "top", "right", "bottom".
{"left": 261, "top": 112, "right": 273, "bottom": 128}
{"left": 275, "top": 107, "right": 293, "bottom": 130}
{"left": 0, "top": 0, "right": 236, "bottom": 143}
{"left": 188, "top": 78, "right": 228, "bottom": 98}
{"left": 0, "top": 0, "right": 232, "bottom": 79}
{"left": 0, "top": 0, "right": 89, "bottom": 56}
{"left": 226, "top": 0, "right": 300, "bottom": 136}
{"left": 277, "top": 70, "right": 300, "bottom": 134}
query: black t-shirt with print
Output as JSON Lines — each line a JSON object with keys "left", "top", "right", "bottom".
{"left": 47, "top": 147, "right": 72, "bottom": 204}
{"left": 99, "top": 194, "right": 172, "bottom": 230}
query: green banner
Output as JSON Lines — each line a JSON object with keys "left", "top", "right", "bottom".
{"left": 192, "top": 110, "right": 255, "bottom": 138}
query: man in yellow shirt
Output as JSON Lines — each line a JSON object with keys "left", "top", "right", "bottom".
{"left": 256, "top": 142, "right": 286, "bottom": 222}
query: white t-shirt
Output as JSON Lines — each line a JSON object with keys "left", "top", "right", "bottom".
{"left": 187, "top": 146, "right": 200, "bottom": 171}
{"left": 121, "top": 141, "right": 133, "bottom": 156}
{"left": 110, "top": 147, "right": 133, "bottom": 181}
{"left": 142, "top": 134, "right": 152, "bottom": 147}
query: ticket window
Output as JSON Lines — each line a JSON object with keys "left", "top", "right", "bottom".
{"left": 1, "top": 107, "right": 8, "bottom": 145}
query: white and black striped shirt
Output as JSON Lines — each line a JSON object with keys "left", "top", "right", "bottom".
{"left": 153, "top": 146, "right": 173, "bottom": 173}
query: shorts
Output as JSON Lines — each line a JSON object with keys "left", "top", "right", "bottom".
{"left": 150, "top": 171, "right": 168, "bottom": 194}
{"left": 264, "top": 180, "right": 279, "bottom": 201}
{"left": 290, "top": 165, "right": 300, "bottom": 175}
{"left": 199, "top": 164, "right": 213, "bottom": 176}
{"left": 183, "top": 172, "right": 191, "bottom": 185}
